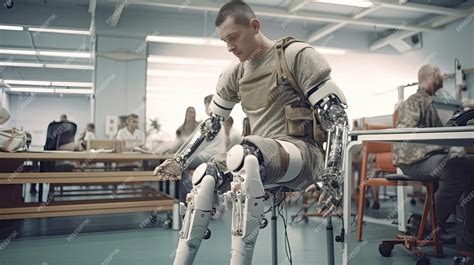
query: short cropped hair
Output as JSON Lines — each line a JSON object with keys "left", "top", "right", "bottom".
{"left": 215, "top": 0, "right": 256, "bottom": 27}
{"left": 127, "top": 113, "right": 139, "bottom": 120}
{"left": 418, "top": 64, "right": 440, "bottom": 82}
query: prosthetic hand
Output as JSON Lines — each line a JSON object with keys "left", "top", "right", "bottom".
{"left": 153, "top": 115, "right": 222, "bottom": 180}
{"left": 305, "top": 79, "right": 348, "bottom": 217}
{"left": 153, "top": 94, "right": 236, "bottom": 180}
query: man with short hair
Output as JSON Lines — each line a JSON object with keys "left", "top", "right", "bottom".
{"left": 155, "top": 1, "right": 349, "bottom": 264}
{"left": 393, "top": 64, "right": 473, "bottom": 245}
{"left": 116, "top": 113, "right": 145, "bottom": 149}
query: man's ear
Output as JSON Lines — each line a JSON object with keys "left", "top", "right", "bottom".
{"left": 250, "top": 18, "right": 260, "bottom": 34}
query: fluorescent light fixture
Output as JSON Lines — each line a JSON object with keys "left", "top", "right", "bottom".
{"left": 52, "top": 81, "right": 92, "bottom": 87}
{"left": 148, "top": 55, "right": 230, "bottom": 66}
{"left": 315, "top": 0, "right": 373, "bottom": 8}
{"left": 55, "top": 88, "right": 92, "bottom": 94}
{"left": 0, "top": 49, "right": 91, "bottom": 58}
{"left": 0, "top": 61, "right": 93, "bottom": 70}
{"left": 44, "top": 63, "right": 94, "bottom": 70}
{"left": 147, "top": 69, "right": 219, "bottom": 78}
{"left": 8, "top": 87, "right": 53, "bottom": 93}
{"left": 0, "top": 61, "right": 44, "bottom": 68}
{"left": 8, "top": 87, "right": 92, "bottom": 94}
{"left": 4, "top": 80, "right": 51, "bottom": 86}
{"left": 0, "top": 25, "right": 23, "bottom": 31}
{"left": 3, "top": 80, "right": 92, "bottom": 88}
{"left": 28, "top": 27, "right": 90, "bottom": 35}
{"left": 146, "top": 35, "right": 226, "bottom": 47}
{"left": 38, "top": 50, "right": 91, "bottom": 58}
{"left": 314, "top": 46, "right": 346, "bottom": 55}
{"left": 0, "top": 49, "right": 36, "bottom": 55}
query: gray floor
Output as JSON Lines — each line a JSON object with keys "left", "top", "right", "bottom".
{"left": 0, "top": 192, "right": 471, "bottom": 265}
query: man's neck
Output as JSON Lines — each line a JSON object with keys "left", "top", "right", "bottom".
{"left": 420, "top": 84, "right": 434, "bottom": 96}
{"left": 250, "top": 34, "right": 274, "bottom": 61}
{"left": 127, "top": 127, "right": 136, "bottom": 134}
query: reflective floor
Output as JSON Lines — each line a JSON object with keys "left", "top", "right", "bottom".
{"left": 0, "top": 190, "right": 471, "bottom": 265}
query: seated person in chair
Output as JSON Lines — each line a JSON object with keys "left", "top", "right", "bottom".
{"left": 153, "top": 1, "right": 349, "bottom": 263}
{"left": 393, "top": 64, "right": 474, "bottom": 245}
{"left": 78, "top": 123, "right": 96, "bottom": 150}
{"left": 116, "top": 113, "right": 145, "bottom": 151}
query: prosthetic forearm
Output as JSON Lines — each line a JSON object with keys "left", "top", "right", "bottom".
{"left": 177, "top": 115, "right": 223, "bottom": 169}
{"left": 307, "top": 79, "right": 349, "bottom": 216}
{"left": 153, "top": 94, "right": 236, "bottom": 180}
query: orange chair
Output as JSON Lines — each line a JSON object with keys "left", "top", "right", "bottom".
{"left": 355, "top": 125, "right": 443, "bottom": 262}
{"left": 356, "top": 124, "right": 397, "bottom": 241}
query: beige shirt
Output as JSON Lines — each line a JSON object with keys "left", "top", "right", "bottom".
{"left": 116, "top": 127, "right": 145, "bottom": 149}
{"left": 216, "top": 43, "right": 331, "bottom": 141}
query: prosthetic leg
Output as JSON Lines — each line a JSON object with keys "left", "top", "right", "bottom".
{"left": 226, "top": 154, "right": 265, "bottom": 265}
{"left": 173, "top": 139, "right": 302, "bottom": 265}
{"left": 173, "top": 164, "right": 216, "bottom": 265}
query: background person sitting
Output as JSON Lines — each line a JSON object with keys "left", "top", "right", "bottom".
{"left": 78, "top": 123, "right": 96, "bottom": 150}
{"left": 116, "top": 113, "right": 145, "bottom": 151}
{"left": 393, "top": 64, "right": 473, "bottom": 244}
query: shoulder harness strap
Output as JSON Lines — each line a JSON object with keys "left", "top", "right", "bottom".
{"left": 274, "top": 36, "right": 313, "bottom": 103}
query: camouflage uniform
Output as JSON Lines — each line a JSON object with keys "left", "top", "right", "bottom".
{"left": 392, "top": 87, "right": 444, "bottom": 166}
{"left": 392, "top": 87, "right": 472, "bottom": 233}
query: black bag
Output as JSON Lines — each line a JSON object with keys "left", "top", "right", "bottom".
{"left": 446, "top": 109, "right": 474, "bottom": 126}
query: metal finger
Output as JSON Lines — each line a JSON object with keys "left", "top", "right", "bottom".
{"left": 323, "top": 195, "right": 333, "bottom": 206}
{"left": 318, "top": 190, "right": 328, "bottom": 205}
{"left": 323, "top": 205, "right": 336, "bottom": 218}
{"left": 305, "top": 184, "right": 316, "bottom": 193}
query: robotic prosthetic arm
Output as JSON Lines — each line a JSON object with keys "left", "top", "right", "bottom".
{"left": 307, "top": 79, "right": 349, "bottom": 217}
{"left": 153, "top": 94, "right": 236, "bottom": 180}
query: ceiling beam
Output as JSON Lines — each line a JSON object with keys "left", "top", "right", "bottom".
{"left": 88, "top": 0, "right": 96, "bottom": 14}
{"left": 287, "top": 0, "right": 469, "bottom": 16}
{"left": 287, "top": 0, "right": 311, "bottom": 13}
{"left": 376, "top": 0, "right": 469, "bottom": 17}
{"left": 110, "top": 0, "right": 127, "bottom": 27}
{"left": 370, "top": 6, "right": 474, "bottom": 51}
{"left": 125, "top": 0, "right": 438, "bottom": 32}
{"left": 307, "top": 4, "right": 382, "bottom": 43}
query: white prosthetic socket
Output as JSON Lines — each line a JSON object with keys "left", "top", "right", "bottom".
{"left": 174, "top": 164, "right": 215, "bottom": 265}
{"left": 226, "top": 145, "right": 266, "bottom": 265}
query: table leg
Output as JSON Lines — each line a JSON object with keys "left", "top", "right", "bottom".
{"left": 343, "top": 141, "right": 359, "bottom": 265}
{"left": 396, "top": 167, "right": 407, "bottom": 232}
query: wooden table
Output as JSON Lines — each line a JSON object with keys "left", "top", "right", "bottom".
{"left": 0, "top": 151, "right": 178, "bottom": 228}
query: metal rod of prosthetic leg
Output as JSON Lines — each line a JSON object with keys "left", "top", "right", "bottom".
{"left": 326, "top": 216, "right": 335, "bottom": 265}
{"left": 271, "top": 193, "right": 278, "bottom": 265}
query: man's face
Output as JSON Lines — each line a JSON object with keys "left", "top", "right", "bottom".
{"left": 432, "top": 68, "right": 443, "bottom": 91}
{"left": 218, "top": 17, "right": 259, "bottom": 62}
{"left": 128, "top": 118, "right": 139, "bottom": 130}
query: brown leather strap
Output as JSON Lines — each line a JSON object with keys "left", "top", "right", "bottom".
{"left": 275, "top": 37, "right": 312, "bottom": 102}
